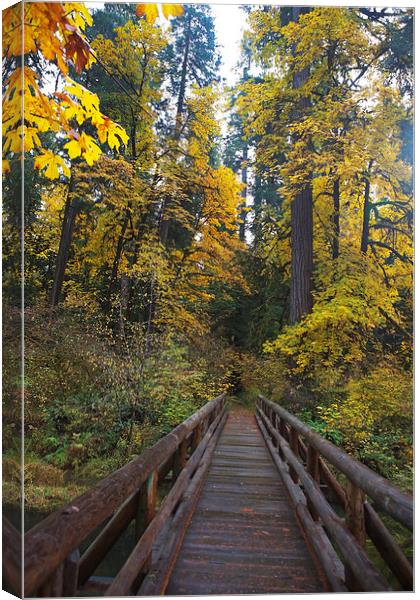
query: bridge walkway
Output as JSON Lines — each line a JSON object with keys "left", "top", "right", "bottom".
{"left": 167, "top": 409, "right": 326, "bottom": 594}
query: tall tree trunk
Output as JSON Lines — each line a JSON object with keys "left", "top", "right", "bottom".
{"left": 332, "top": 177, "right": 340, "bottom": 259}
{"left": 361, "top": 161, "right": 373, "bottom": 254}
{"left": 290, "top": 185, "right": 313, "bottom": 324}
{"left": 158, "top": 196, "right": 170, "bottom": 246}
{"left": 131, "top": 116, "right": 137, "bottom": 159}
{"left": 159, "top": 14, "right": 192, "bottom": 245}
{"left": 175, "top": 12, "right": 192, "bottom": 138}
{"left": 106, "top": 211, "right": 130, "bottom": 308}
{"left": 239, "top": 143, "right": 248, "bottom": 242}
{"left": 50, "top": 177, "right": 78, "bottom": 307}
{"left": 289, "top": 7, "right": 313, "bottom": 325}
{"left": 119, "top": 274, "right": 130, "bottom": 336}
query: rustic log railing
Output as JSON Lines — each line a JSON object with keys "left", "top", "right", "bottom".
{"left": 256, "top": 394, "right": 413, "bottom": 593}
{"left": 3, "top": 393, "right": 227, "bottom": 598}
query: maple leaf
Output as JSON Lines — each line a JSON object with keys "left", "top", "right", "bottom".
{"left": 161, "top": 4, "right": 184, "bottom": 19}
{"left": 65, "top": 2, "right": 93, "bottom": 30}
{"left": 65, "top": 32, "right": 92, "bottom": 74}
{"left": 136, "top": 4, "right": 159, "bottom": 22}
{"left": 3, "top": 128, "right": 22, "bottom": 153}
{"left": 96, "top": 117, "right": 129, "bottom": 149}
{"left": 34, "top": 150, "right": 71, "bottom": 180}
{"left": 136, "top": 3, "right": 183, "bottom": 23}
{"left": 65, "top": 82, "right": 100, "bottom": 114}
{"left": 64, "top": 132, "right": 101, "bottom": 166}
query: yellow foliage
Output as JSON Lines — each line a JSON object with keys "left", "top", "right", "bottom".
{"left": 2, "top": 2, "right": 128, "bottom": 178}
{"left": 136, "top": 3, "right": 184, "bottom": 22}
{"left": 317, "top": 363, "right": 412, "bottom": 450}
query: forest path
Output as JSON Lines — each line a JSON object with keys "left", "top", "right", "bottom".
{"left": 166, "top": 408, "right": 326, "bottom": 594}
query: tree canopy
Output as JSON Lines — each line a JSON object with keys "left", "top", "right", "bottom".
{"left": 2, "top": 4, "right": 413, "bottom": 522}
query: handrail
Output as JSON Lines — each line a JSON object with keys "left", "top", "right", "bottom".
{"left": 258, "top": 395, "right": 412, "bottom": 529}
{"left": 24, "top": 393, "right": 226, "bottom": 596}
{"left": 256, "top": 395, "right": 413, "bottom": 592}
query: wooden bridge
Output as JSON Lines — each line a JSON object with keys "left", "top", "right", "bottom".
{"left": 3, "top": 394, "right": 413, "bottom": 596}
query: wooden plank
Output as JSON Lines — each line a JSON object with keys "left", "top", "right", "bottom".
{"left": 136, "top": 470, "right": 158, "bottom": 539}
{"left": 319, "top": 457, "right": 347, "bottom": 507}
{"left": 80, "top": 575, "right": 113, "bottom": 594}
{"left": 307, "top": 444, "right": 320, "bottom": 520}
{"left": 78, "top": 489, "right": 139, "bottom": 585}
{"left": 62, "top": 549, "right": 80, "bottom": 597}
{"left": 135, "top": 469, "right": 158, "bottom": 578}
{"left": 167, "top": 410, "right": 325, "bottom": 595}
{"left": 289, "top": 428, "right": 300, "bottom": 484}
{"left": 172, "top": 439, "right": 188, "bottom": 484}
{"left": 345, "top": 480, "right": 365, "bottom": 546}
{"left": 38, "top": 562, "right": 64, "bottom": 597}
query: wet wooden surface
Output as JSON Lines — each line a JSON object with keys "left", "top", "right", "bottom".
{"left": 166, "top": 409, "right": 327, "bottom": 595}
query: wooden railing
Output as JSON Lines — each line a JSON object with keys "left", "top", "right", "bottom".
{"left": 3, "top": 393, "right": 226, "bottom": 597}
{"left": 256, "top": 395, "right": 413, "bottom": 592}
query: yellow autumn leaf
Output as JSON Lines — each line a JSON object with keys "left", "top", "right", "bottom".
{"left": 107, "top": 122, "right": 129, "bottom": 150}
{"left": 136, "top": 3, "right": 183, "bottom": 23}
{"left": 161, "top": 4, "right": 184, "bottom": 19}
{"left": 95, "top": 116, "right": 123, "bottom": 148}
{"left": 3, "top": 131, "right": 19, "bottom": 154}
{"left": 64, "top": 133, "right": 101, "bottom": 166}
{"left": 65, "top": 82, "right": 100, "bottom": 114}
{"left": 65, "top": 2, "right": 93, "bottom": 30}
{"left": 24, "top": 126, "right": 43, "bottom": 152}
{"left": 2, "top": 160, "right": 11, "bottom": 174}
{"left": 64, "top": 138, "right": 83, "bottom": 160}
{"left": 136, "top": 4, "right": 159, "bottom": 22}
{"left": 34, "top": 150, "right": 70, "bottom": 180}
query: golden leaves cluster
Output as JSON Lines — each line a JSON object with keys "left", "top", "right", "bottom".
{"left": 2, "top": 2, "right": 128, "bottom": 178}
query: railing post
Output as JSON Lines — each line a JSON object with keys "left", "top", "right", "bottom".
{"left": 307, "top": 445, "right": 320, "bottom": 520}
{"left": 62, "top": 549, "right": 80, "bottom": 597}
{"left": 345, "top": 480, "right": 366, "bottom": 546}
{"left": 273, "top": 414, "right": 280, "bottom": 450}
{"left": 289, "top": 428, "right": 300, "bottom": 483}
{"left": 344, "top": 479, "right": 366, "bottom": 590}
{"left": 191, "top": 422, "right": 203, "bottom": 452}
{"left": 136, "top": 469, "right": 158, "bottom": 575}
{"left": 172, "top": 439, "right": 188, "bottom": 484}
{"left": 279, "top": 417, "right": 287, "bottom": 440}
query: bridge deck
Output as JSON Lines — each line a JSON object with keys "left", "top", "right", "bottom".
{"left": 166, "top": 409, "right": 327, "bottom": 595}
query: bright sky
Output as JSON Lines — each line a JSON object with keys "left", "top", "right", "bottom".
{"left": 211, "top": 4, "right": 247, "bottom": 86}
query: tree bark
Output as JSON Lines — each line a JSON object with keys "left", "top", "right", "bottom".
{"left": 159, "top": 14, "right": 193, "bottom": 245}
{"left": 175, "top": 12, "right": 192, "bottom": 138}
{"left": 332, "top": 177, "right": 340, "bottom": 259}
{"left": 50, "top": 176, "right": 78, "bottom": 307}
{"left": 289, "top": 7, "right": 313, "bottom": 325}
{"left": 106, "top": 211, "right": 130, "bottom": 307}
{"left": 361, "top": 162, "right": 373, "bottom": 254}
{"left": 290, "top": 185, "right": 313, "bottom": 324}
{"left": 239, "top": 143, "right": 248, "bottom": 242}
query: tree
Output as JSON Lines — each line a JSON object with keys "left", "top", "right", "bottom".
{"left": 158, "top": 5, "right": 221, "bottom": 245}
